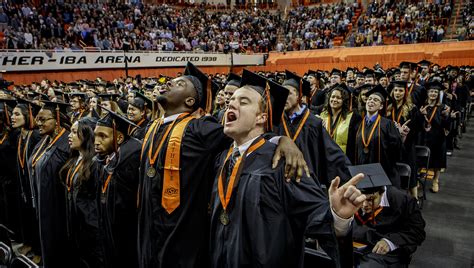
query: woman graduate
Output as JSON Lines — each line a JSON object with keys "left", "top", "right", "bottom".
{"left": 126, "top": 91, "right": 152, "bottom": 140}
{"left": 60, "top": 117, "right": 103, "bottom": 268}
{"left": 28, "top": 101, "right": 71, "bottom": 268}
{"left": 11, "top": 98, "right": 42, "bottom": 263}
{"left": 0, "top": 98, "right": 21, "bottom": 240}
{"left": 418, "top": 81, "right": 449, "bottom": 193}
{"left": 386, "top": 81, "right": 423, "bottom": 198}
{"left": 354, "top": 85, "right": 403, "bottom": 188}
{"left": 319, "top": 83, "right": 362, "bottom": 164}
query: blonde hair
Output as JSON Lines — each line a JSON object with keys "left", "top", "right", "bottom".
{"left": 387, "top": 91, "right": 414, "bottom": 119}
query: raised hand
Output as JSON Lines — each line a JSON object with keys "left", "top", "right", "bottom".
{"left": 329, "top": 174, "right": 366, "bottom": 219}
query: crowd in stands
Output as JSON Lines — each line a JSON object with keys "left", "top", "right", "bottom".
{"left": 350, "top": 0, "right": 455, "bottom": 47}
{"left": 458, "top": 0, "right": 473, "bottom": 41}
{"left": 278, "top": 3, "right": 357, "bottom": 51}
{"left": 0, "top": 0, "right": 470, "bottom": 52}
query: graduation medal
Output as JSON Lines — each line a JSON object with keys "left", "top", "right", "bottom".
{"left": 220, "top": 211, "right": 230, "bottom": 225}
{"left": 217, "top": 138, "right": 266, "bottom": 226}
{"left": 101, "top": 193, "right": 107, "bottom": 204}
{"left": 361, "top": 115, "right": 381, "bottom": 155}
{"left": 147, "top": 167, "right": 156, "bottom": 178}
{"left": 424, "top": 106, "right": 438, "bottom": 132}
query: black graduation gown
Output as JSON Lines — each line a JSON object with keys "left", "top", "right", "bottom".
{"left": 216, "top": 109, "right": 226, "bottom": 124}
{"left": 65, "top": 159, "right": 104, "bottom": 268}
{"left": 417, "top": 105, "right": 448, "bottom": 169}
{"left": 130, "top": 118, "right": 150, "bottom": 141}
{"left": 345, "top": 112, "right": 363, "bottom": 165}
{"left": 409, "top": 84, "right": 426, "bottom": 108}
{"left": 0, "top": 129, "right": 20, "bottom": 240}
{"left": 16, "top": 130, "right": 41, "bottom": 248}
{"left": 274, "top": 107, "right": 352, "bottom": 188}
{"left": 96, "top": 137, "right": 141, "bottom": 268}
{"left": 30, "top": 131, "right": 71, "bottom": 268}
{"left": 311, "top": 88, "right": 328, "bottom": 114}
{"left": 209, "top": 140, "right": 344, "bottom": 268}
{"left": 137, "top": 116, "right": 231, "bottom": 268}
{"left": 353, "top": 187, "right": 426, "bottom": 265}
{"left": 389, "top": 107, "right": 423, "bottom": 189}
{"left": 355, "top": 116, "right": 402, "bottom": 188}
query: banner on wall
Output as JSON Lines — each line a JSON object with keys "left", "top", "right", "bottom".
{"left": 0, "top": 51, "right": 266, "bottom": 72}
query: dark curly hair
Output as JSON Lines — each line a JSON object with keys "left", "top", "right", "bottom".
{"left": 323, "top": 86, "right": 351, "bottom": 120}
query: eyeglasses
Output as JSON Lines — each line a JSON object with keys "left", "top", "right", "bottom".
{"left": 367, "top": 97, "right": 382, "bottom": 103}
{"left": 35, "top": 117, "right": 55, "bottom": 124}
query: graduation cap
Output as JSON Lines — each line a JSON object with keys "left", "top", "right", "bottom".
{"left": 330, "top": 83, "right": 352, "bottom": 94}
{"left": 365, "top": 85, "right": 392, "bottom": 107}
{"left": 374, "top": 70, "right": 387, "bottom": 80}
{"left": 366, "top": 84, "right": 389, "bottom": 102}
{"left": 26, "top": 91, "right": 49, "bottom": 101}
{"left": 41, "top": 101, "right": 70, "bottom": 115}
{"left": 306, "top": 70, "right": 320, "bottom": 79}
{"left": 68, "top": 92, "right": 88, "bottom": 101}
{"left": 426, "top": 81, "right": 445, "bottom": 91}
{"left": 330, "top": 68, "right": 342, "bottom": 77}
{"left": 355, "top": 72, "right": 365, "bottom": 78}
{"left": 144, "top": 83, "right": 156, "bottom": 90}
{"left": 97, "top": 105, "right": 138, "bottom": 148}
{"left": 364, "top": 69, "right": 375, "bottom": 79}
{"left": 283, "top": 70, "right": 311, "bottom": 102}
{"left": 388, "top": 80, "right": 408, "bottom": 94}
{"left": 40, "top": 101, "right": 71, "bottom": 129}
{"left": 16, "top": 98, "right": 42, "bottom": 129}
{"left": 353, "top": 84, "right": 373, "bottom": 97}
{"left": 53, "top": 89, "right": 68, "bottom": 102}
{"left": 418, "top": 60, "right": 431, "bottom": 68}
{"left": 348, "top": 163, "right": 391, "bottom": 194}
{"left": 98, "top": 93, "right": 121, "bottom": 102}
{"left": 129, "top": 91, "right": 153, "bottom": 111}
{"left": 399, "top": 61, "right": 418, "bottom": 70}
{"left": 0, "top": 88, "right": 13, "bottom": 97}
{"left": 183, "top": 62, "right": 216, "bottom": 113}
{"left": 240, "top": 69, "right": 289, "bottom": 130}
{"left": 226, "top": 73, "right": 241, "bottom": 87}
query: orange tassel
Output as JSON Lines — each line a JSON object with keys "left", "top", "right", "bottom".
{"left": 28, "top": 104, "right": 34, "bottom": 129}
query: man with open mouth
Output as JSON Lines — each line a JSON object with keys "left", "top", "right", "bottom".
{"left": 137, "top": 62, "right": 308, "bottom": 268}
{"left": 210, "top": 69, "right": 366, "bottom": 267}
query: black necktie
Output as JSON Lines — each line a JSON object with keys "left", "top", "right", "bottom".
{"left": 226, "top": 147, "right": 241, "bottom": 184}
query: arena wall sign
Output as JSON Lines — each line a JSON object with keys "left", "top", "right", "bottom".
{"left": 0, "top": 50, "right": 265, "bottom": 72}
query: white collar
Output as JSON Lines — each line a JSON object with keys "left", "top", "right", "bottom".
{"left": 233, "top": 136, "right": 260, "bottom": 157}
{"left": 163, "top": 112, "right": 185, "bottom": 124}
{"left": 380, "top": 186, "right": 390, "bottom": 207}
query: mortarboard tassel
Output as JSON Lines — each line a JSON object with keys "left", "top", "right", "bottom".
{"left": 264, "top": 82, "right": 273, "bottom": 132}
{"left": 112, "top": 119, "right": 118, "bottom": 153}
{"left": 205, "top": 79, "right": 212, "bottom": 114}
{"left": 4, "top": 103, "right": 10, "bottom": 127}
{"left": 55, "top": 105, "right": 60, "bottom": 132}
{"left": 298, "top": 79, "right": 303, "bottom": 105}
{"left": 28, "top": 104, "right": 34, "bottom": 129}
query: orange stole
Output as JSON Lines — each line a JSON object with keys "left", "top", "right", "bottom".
{"left": 162, "top": 116, "right": 195, "bottom": 214}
